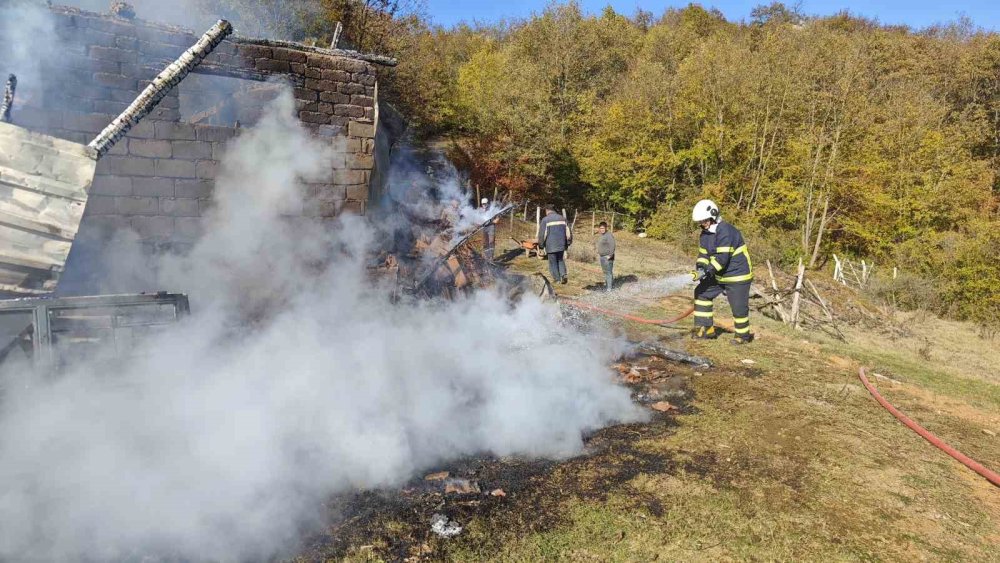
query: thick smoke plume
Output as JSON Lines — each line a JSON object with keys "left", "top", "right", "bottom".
{"left": 0, "top": 90, "right": 644, "bottom": 560}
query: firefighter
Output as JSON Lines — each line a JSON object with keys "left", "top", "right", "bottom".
{"left": 690, "top": 199, "right": 754, "bottom": 344}
{"left": 538, "top": 204, "right": 571, "bottom": 284}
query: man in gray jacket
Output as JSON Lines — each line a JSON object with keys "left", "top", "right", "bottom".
{"left": 595, "top": 221, "right": 615, "bottom": 291}
{"left": 537, "top": 204, "right": 571, "bottom": 284}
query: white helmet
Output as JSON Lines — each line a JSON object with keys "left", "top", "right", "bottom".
{"left": 692, "top": 199, "right": 720, "bottom": 222}
{"left": 481, "top": 198, "right": 488, "bottom": 205}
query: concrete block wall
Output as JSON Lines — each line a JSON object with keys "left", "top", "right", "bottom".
{"left": 1, "top": 4, "right": 384, "bottom": 255}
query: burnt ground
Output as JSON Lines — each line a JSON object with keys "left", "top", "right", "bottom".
{"left": 293, "top": 356, "right": 710, "bottom": 562}
{"left": 290, "top": 224, "right": 1000, "bottom": 562}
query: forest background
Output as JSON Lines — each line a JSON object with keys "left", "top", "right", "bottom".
{"left": 199, "top": 0, "right": 1000, "bottom": 328}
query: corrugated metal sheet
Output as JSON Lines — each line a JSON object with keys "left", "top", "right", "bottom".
{"left": 0, "top": 121, "right": 97, "bottom": 295}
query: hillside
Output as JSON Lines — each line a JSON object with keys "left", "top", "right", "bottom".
{"left": 299, "top": 220, "right": 1000, "bottom": 561}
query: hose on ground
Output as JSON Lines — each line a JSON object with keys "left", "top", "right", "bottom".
{"left": 560, "top": 299, "right": 694, "bottom": 326}
{"left": 858, "top": 367, "right": 1000, "bottom": 488}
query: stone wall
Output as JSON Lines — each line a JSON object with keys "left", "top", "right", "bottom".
{"left": 1, "top": 4, "right": 389, "bottom": 256}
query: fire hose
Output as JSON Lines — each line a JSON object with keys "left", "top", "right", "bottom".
{"left": 858, "top": 367, "right": 1000, "bottom": 487}
{"left": 560, "top": 299, "right": 694, "bottom": 326}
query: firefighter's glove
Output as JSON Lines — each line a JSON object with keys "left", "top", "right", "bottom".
{"left": 691, "top": 268, "right": 709, "bottom": 282}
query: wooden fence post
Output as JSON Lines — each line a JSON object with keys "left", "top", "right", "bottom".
{"left": 536, "top": 206, "right": 541, "bottom": 236}
{"left": 591, "top": 210, "right": 595, "bottom": 232}
{"left": 790, "top": 258, "right": 805, "bottom": 329}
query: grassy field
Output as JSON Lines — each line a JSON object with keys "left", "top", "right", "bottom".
{"left": 306, "top": 218, "right": 1000, "bottom": 562}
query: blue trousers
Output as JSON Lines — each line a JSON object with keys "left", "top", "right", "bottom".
{"left": 547, "top": 251, "right": 567, "bottom": 281}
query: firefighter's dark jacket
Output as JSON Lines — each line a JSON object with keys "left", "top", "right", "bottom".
{"left": 696, "top": 220, "right": 753, "bottom": 284}
{"left": 538, "top": 212, "right": 571, "bottom": 253}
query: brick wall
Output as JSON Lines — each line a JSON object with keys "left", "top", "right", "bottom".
{"left": 1, "top": 4, "right": 388, "bottom": 256}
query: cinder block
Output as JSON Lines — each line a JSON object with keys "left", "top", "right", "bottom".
{"left": 147, "top": 107, "right": 181, "bottom": 121}
{"left": 306, "top": 54, "right": 338, "bottom": 70}
{"left": 63, "top": 111, "right": 114, "bottom": 134}
{"left": 333, "top": 59, "right": 369, "bottom": 73}
{"left": 93, "top": 72, "right": 137, "bottom": 91}
{"left": 347, "top": 153, "right": 374, "bottom": 170}
{"left": 98, "top": 156, "right": 156, "bottom": 177}
{"left": 294, "top": 87, "right": 318, "bottom": 101}
{"left": 91, "top": 175, "right": 132, "bottom": 196}
{"left": 196, "top": 161, "right": 219, "bottom": 180}
{"left": 172, "top": 141, "right": 213, "bottom": 160}
{"left": 132, "top": 216, "right": 175, "bottom": 241}
{"left": 88, "top": 46, "right": 137, "bottom": 63}
{"left": 155, "top": 159, "right": 196, "bottom": 178}
{"left": 154, "top": 121, "right": 196, "bottom": 140}
{"left": 174, "top": 217, "right": 204, "bottom": 242}
{"left": 84, "top": 215, "right": 131, "bottom": 234}
{"left": 160, "top": 198, "right": 201, "bottom": 217}
{"left": 334, "top": 169, "right": 366, "bottom": 184}
{"left": 272, "top": 47, "right": 308, "bottom": 63}
{"left": 175, "top": 179, "right": 214, "bottom": 199}
{"left": 117, "top": 196, "right": 159, "bottom": 215}
{"left": 84, "top": 195, "right": 117, "bottom": 215}
{"left": 345, "top": 184, "right": 368, "bottom": 201}
{"left": 334, "top": 105, "right": 365, "bottom": 118}
{"left": 212, "top": 143, "right": 228, "bottom": 161}
{"left": 347, "top": 121, "right": 375, "bottom": 139}
{"left": 355, "top": 74, "right": 377, "bottom": 86}
{"left": 125, "top": 120, "right": 156, "bottom": 139}
{"left": 129, "top": 139, "right": 172, "bottom": 158}
{"left": 256, "top": 59, "right": 291, "bottom": 73}
{"left": 350, "top": 95, "right": 375, "bottom": 108}
{"left": 195, "top": 125, "right": 237, "bottom": 142}
{"left": 319, "top": 91, "right": 350, "bottom": 104}
{"left": 133, "top": 177, "right": 175, "bottom": 197}
{"left": 339, "top": 83, "right": 366, "bottom": 96}
{"left": 299, "top": 111, "right": 330, "bottom": 124}
{"left": 304, "top": 78, "right": 337, "bottom": 92}
{"left": 237, "top": 44, "right": 272, "bottom": 60}
{"left": 321, "top": 69, "right": 351, "bottom": 82}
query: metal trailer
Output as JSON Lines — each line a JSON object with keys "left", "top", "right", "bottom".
{"left": 0, "top": 292, "right": 189, "bottom": 372}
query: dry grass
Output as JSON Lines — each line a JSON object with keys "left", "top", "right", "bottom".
{"left": 306, "top": 220, "right": 1000, "bottom": 562}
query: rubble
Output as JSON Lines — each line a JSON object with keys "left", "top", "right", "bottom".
{"left": 444, "top": 478, "right": 481, "bottom": 495}
{"left": 424, "top": 471, "right": 450, "bottom": 481}
{"left": 429, "top": 514, "right": 462, "bottom": 538}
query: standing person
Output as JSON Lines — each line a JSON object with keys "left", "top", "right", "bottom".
{"left": 537, "top": 204, "right": 571, "bottom": 284}
{"left": 480, "top": 197, "right": 499, "bottom": 262}
{"left": 690, "top": 199, "right": 754, "bottom": 344}
{"left": 595, "top": 221, "right": 616, "bottom": 292}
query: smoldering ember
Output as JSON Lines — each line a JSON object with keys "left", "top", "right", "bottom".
{"left": 1, "top": 1, "right": 999, "bottom": 562}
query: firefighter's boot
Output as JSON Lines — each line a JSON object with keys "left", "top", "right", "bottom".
{"left": 692, "top": 326, "right": 719, "bottom": 340}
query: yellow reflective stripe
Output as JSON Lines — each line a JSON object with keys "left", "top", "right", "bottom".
{"left": 733, "top": 245, "right": 747, "bottom": 256}
{"left": 733, "top": 317, "right": 749, "bottom": 324}
{"left": 734, "top": 326, "right": 751, "bottom": 334}
{"left": 695, "top": 299, "right": 714, "bottom": 306}
{"left": 715, "top": 246, "right": 734, "bottom": 253}
{"left": 718, "top": 273, "right": 753, "bottom": 283}
{"left": 699, "top": 247, "right": 708, "bottom": 254}
{"left": 696, "top": 258, "right": 710, "bottom": 265}
{"left": 545, "top": 221, "right": 567, "bottom": 228}
{"left": 710, "top": 257, "right": 723, "bottom": 271}
{"left": 694, "top": 311, "right": 714, "bottom": 318}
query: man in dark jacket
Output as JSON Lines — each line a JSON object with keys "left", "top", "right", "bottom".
{"left": 595, "top": 221, "right": 615, "bottom": 291}
{"left": 538, "top": 205, "right": 571, "bottom": 284}
{"left": 690, "top": 199, "right": 754, "bottom": 344}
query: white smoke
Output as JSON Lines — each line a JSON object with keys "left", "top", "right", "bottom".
{"left": 0, "top": 90, "right": 644, "bottom": 560}
{"left": 0, "top": 0, "right": 57, "bottom": 104}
